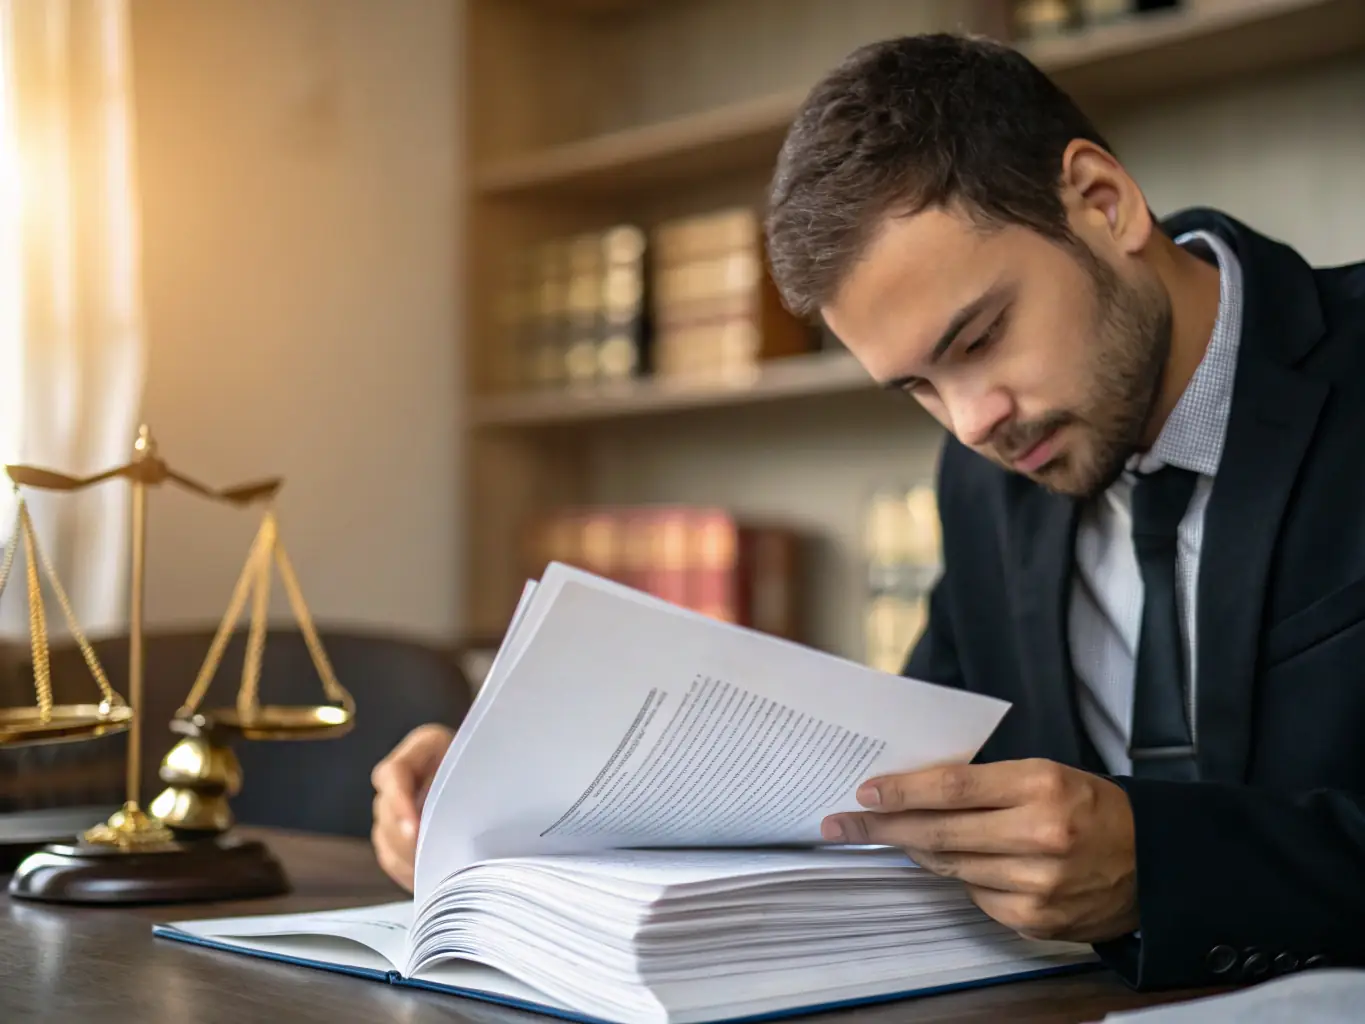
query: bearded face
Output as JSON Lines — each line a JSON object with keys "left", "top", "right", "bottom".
{"left": 822, "top": 206, "right": 1174, "bottom": 499}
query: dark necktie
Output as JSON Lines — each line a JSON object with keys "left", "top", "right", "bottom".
{"left": 1129, "top": 465, "right": 1200, "bottom": 781}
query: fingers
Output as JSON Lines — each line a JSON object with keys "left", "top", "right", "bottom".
{"left": 856, "top": 758, "right": 1069, "bottom": 813}
{"left": 966, "top": 886, "right": 1073, "bottom": 942}
{"left": 823, "top": 803, "right": 1080, "bottom": 857}
{"left": 370, "top": 723, "right": 455, "bottom": 794}
{"left": 370, "top": 724, "right": 456, "bottom": 835}
{"left": 369, "top": 724, "right": 455, "bottom": 891}
{"left": 370, "top": 758, "right": 421, "bottom": 840}
{"left": 819, "top": 809, "right": 1071, "bottom": 893}
{"left": 372, "top": 791, "right": 416, "bottom": 892}
{"left": 830, "top": 763, "right": 1139, "bottom": 947}
{"left": 965, "top": 884, "right": 1136, "bottom": 944}
{"left": 909, "top": 850, "right": 1070, "bottom": 897}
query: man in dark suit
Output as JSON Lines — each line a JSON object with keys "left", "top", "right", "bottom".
{"left": 766, "top": 33, "right": 1365, "bottom": 993}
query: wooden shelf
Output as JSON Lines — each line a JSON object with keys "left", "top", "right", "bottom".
{"left": 1029, "top": 0, "right": 1365, "bottom": 108}
{"left": 470, "top": 351, "right": 878, "bottom": 428}
{"left": 474, "top": 0, "right": 1365, "bottom": 199}
{"left": 473, "top": 89, "right": 803, "bottom": 198}
{"left": 527, "top": 0, "right": 679, "bottom": 14}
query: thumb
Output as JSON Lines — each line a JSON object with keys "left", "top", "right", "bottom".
{"left": 372, "top": 753, "right": 422, "bottom": 837}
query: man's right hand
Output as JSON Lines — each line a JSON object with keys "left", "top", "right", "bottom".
{"left": 370, "top": 723, "right": 455, "bottom": 891}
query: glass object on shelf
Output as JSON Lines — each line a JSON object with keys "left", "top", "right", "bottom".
{"left": 1012, "top": 0, "right": 1079, "bottom": 39}
{"left": 860, "top": 481, "right": 941, "bottom": 672}
{"left": 864, "top": 593, "right": 929, "bottom": 676}
{"left": 862, "top": 482, "right": 910, "bottom": 593}
{"left": 862, "top": 482, "right": 941, "bottom": 593}
{"left": 1078, "top": 0, "right": 1134, "bottom": 25}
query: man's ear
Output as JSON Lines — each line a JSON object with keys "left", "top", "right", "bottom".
{"left": 1060, "top": 138, "right": 1152, "bottom": 257}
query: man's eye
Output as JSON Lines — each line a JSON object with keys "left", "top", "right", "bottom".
{"left": 965, "top": 313, "right": 1007, "bottom": 355}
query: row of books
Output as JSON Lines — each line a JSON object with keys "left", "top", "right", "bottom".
{"left": 518, "top": 487, "right": 945, "bottom": 676}
{"left": 491, "top": 206, "right": 831, "bottom": 394}
{"left": 521, "top": 504, "right": 806, "bottom": 645}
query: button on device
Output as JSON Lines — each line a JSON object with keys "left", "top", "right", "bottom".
{"left": 1305, "top": 954, "right": 1330, "bottom": 969}
{"left": 1206, "top": 945, "right": 1238, "bottom": 975}
{"left": 1240, "top": 951, "right": 1270, "bottom": 980}
{"left": 1273, "top": 952, "right": 1300, "bottom": 974}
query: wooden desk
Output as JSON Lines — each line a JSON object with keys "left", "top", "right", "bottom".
{"left": 0, "top": 828, "right": 1214, "bottom": 1023}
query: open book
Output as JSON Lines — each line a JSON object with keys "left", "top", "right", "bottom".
{"left": 154, "top": 563, "right": 1098, "bottom": 1023}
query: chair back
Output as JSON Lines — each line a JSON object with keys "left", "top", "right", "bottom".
{"left": 2, "top": 628, "right": 474, "bottom": 837}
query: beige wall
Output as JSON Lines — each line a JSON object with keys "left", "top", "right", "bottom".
{"left": 129, "top": 0, "right": 463, "bottom": 644}
{"left": 1110, "top": 54, "right": 1365, "bottom": 268}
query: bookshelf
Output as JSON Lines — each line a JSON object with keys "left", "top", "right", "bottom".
{"left": 476, "top": 0, "right": 1365, "bottom": 200}
{"left": 458, "top": 0, "right": 1365, "bottom": 655}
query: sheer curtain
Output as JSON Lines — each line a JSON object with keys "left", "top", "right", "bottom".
{"left": 0, "top": 0, "right": 146, "bottom": 638}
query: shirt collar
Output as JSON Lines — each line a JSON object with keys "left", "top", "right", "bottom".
{"left": 1128, "top": 228, "right": 1244, "bottom": 479}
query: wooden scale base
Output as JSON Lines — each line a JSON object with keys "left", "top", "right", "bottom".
{"left": 7, "top": 832, "right": 288, "bottom": 904}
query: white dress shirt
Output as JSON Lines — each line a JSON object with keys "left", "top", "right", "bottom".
{"left": 1069, "top": 229, "right": 1245, "bottom": 776}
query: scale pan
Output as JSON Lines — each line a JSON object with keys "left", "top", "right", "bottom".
{"left": 206, "top": 704, "right": 353, "bottom": 741}
{"left": 0, "top": 703, "right": 133, "bottom": 745}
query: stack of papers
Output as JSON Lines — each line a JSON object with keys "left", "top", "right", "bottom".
{"left": 163, "top": 847, "right": 1093, "bottom": 1024}
{"left": 155, "top": 563, "right": 1099, "bottom": 1023}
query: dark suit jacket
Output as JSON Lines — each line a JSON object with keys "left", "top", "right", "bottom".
{"left": 904, "top": 207, "right": 1365, "bottom": 992}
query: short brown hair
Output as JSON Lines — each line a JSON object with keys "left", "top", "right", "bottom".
{"left": 765, "top": 33, "right": 1112, "bottom": 318}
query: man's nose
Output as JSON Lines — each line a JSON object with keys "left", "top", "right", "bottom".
{"left": 946, "top": 387, "right": 1013, "bottom": 449}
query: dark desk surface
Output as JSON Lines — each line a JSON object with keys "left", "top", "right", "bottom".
{"left": 0, "top": 828, "right": 1218, "bottom": 1023}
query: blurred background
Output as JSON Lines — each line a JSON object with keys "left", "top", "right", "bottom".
{"left": 0, "top": 0, "right": 1361, "bottom": 830}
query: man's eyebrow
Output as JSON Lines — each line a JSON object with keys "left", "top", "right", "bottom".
{"left": 881, "top": 281, "right": 1010, "bottom": 390}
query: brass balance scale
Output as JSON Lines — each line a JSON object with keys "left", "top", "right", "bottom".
{"left": 0, "top": 426, "right": 355, "bottom": 903}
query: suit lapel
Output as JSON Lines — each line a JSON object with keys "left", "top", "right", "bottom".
{"left": 1195, "top": 352, "right": 1327, "bottom": 783}
{"left": 1009, "top": 485, "right": 1090, "bottom": 769}
{"left": 1179, "top": 209, "right": 1332, "bottom": 784}
{"left": 1000, "top": 210, "right": 1332, "bottom": 781}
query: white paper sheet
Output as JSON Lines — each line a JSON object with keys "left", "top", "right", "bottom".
{"left": 414, "top": 563, "right": 1010, "bottom": 906}
{"left": 169, "top": 901, "right": 414, "bottom": 969}
{"left": 1101, "top": 969, "right": 1365, "bottom": 1023}
{"left": 418, "top": 579, "right": 541, "bottom": 864}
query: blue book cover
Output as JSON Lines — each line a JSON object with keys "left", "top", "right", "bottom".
{"left": 152, "top": 884, "right": 1100, "bottom": 1024}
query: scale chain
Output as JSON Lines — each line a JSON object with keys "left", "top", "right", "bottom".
{"left": 176, "top": 508, "right": 351, "bottom": 720}
{"left": 274, "top": 532, "right": 348, "bottom": 706}
{"left": 20, "top": 503, "right": 52, "bottom": 721}
{"left": 23, "top": 502, "right": 121, "bottom": 707}
{"left": 0, "top": 496, "right": 127, "bottom": 729}
{"left": 238, "top": 513, "right": 275, "bottom": 720}
{"left": 178, "top": 513, "right": 275, "bottom": 717}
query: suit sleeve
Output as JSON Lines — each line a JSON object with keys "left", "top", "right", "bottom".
{"left": 1092, "top": 778, "right": 1365, "bottom": 989}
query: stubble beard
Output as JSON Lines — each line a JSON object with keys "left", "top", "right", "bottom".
{"left": 1031, "top": 244, "right": 1173, "bottom": 500}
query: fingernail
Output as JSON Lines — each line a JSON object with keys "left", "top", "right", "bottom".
{"left": 400, "top": 818, "right": 416, "bottom": 839}
{"left": 857, "top": 785, "right": 880, "bottom": 808}
{"left": 821, "top": 818, "right": 844, "bottom": 841}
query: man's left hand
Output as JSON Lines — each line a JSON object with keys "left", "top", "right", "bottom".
{"left": 821, "top": 758, "right": 1138, "bottom": 944}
